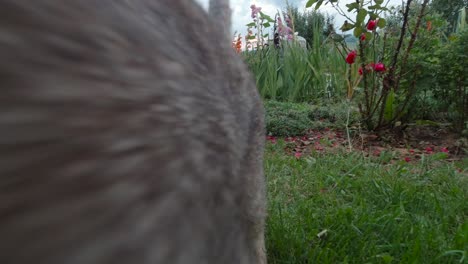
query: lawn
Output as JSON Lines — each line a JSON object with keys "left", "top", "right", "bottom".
{"left": 264, "top": 139, "right": 467, "bottom": 264}
{"left": 243, "top": 2, "right": 468, "bottom": 262}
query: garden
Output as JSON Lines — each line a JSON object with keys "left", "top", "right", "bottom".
{"left": 235, "top": 0, "right": 468, "bottom": 263}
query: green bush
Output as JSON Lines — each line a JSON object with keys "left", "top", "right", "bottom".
{"left": 435, "top": 29, "right": 468, "bottom": 132}
{"left": 264, "top": 100, "right": 361, "bottom": 136}
{"left": 309, "top": 102, "right": 360, "bottom": 127}
{"left": 264, "top": 101, "right": 313, "bottom": 136}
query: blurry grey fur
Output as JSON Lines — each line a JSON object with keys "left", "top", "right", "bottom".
{"left": 0, "top": 0, "right": 266, "bottom": 264}
{"left": 209, "top": 0, "right": 232, "bottom": 38}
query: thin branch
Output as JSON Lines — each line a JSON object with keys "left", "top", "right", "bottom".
{"left": 389, "top": 0, "right": 412, "bottom": 72}
{"left": 330, "top": 1, "right": 355, "bottom": 23}
{"left": 394, "top": 0, "right": 430, "bottom": 91}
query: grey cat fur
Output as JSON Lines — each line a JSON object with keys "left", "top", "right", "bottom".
{"left": 209, "top": 0, "right": 232, "bottom": 37}
{"left": 0, "top": 0, "right": 266, "bottom": 263}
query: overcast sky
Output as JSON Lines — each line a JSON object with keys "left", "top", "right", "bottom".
{"left": 195, "top": 0, "right": 402, "bottom": 37}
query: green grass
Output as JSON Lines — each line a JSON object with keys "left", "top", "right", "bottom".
{"left": 264, "top": 140, "right": 468, "bottom": 264}
{"left": 243, "top": 40, "right": 346, "bottom": 103}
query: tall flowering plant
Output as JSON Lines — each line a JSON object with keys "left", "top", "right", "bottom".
{"left": 245, "top": 4, "right": 275, "bottom": 50}
{"left": 232, "top": 33, "right": 242, "bottom": 53}
{"left": 276, "top": 12, "right": 295, "bottom": 41}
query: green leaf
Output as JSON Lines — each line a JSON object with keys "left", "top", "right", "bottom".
{"left": 377, "top": 18, "right": 386, "bottom": 28}
{"left": 331, "top": 34, "right": 344, "bottom": 42}
{"left": 263, "top": 33, "right": 269, "bottom": 38}
{"left": 260, "top": 12, "right": 275, "bottom": 22}
{"left": 306, "top": 0, "right": 318, "bottom": 8}
{"left": 432, "top": 152, "right": 449, "bottom": 160}
{"left": 263, "top": 22, "right": 271, "bottom": 28}
{"left": 353, "top": 27, "right": 363, "bottom": 38}
{"left": 246, "top": 22, "right": 256, "bottom": 27}
{"left": 247, "top": 35, "right": 256, "bottom": 40}
{"left": 364, "top": 32, "right": 373, "bottom": 41}
{"left": 375, "top": 0, "right": 384, "bottom": 4}
{"left": 340, "top": 22, "right": 355, "bottom": 31}
{"left": 368, "top": 5, "right": 380, "bottom": 10}
{"left": 356, "top": 9, "right": 368, "bottom": 26}
{"left": 346, "top": 2, "right": 359, "bottom": 12}
{"left": 368, "top": 12, "right": 378, "bottom": 20}
{"left": 315, "top": 0, "right": 324, "bottom": 10}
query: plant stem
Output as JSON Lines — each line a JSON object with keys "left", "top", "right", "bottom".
{"left": 346, "top": 99, "right": 353, "bottom": 151}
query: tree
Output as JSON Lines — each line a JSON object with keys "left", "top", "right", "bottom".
{"left": 430, "top": 0, "right": 467, "bottom": 32}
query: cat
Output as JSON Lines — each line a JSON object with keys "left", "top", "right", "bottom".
{"left": 0, "top": 0, "right": 267, "bottom": 263}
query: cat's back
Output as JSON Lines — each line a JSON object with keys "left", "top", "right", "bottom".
{"left": 0, "top": 1, "right": 265, "bottom": 264}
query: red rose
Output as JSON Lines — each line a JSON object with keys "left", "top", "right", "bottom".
{"left": 374, "top": 62, "right": 386, "bottom": 72}
{"left": 358, "top": 67, "right": 363, "bottom": 75}
{"left": 367, "top": 20, "right": 377, "bottom": 31}
{"left": 345, "top": 51, "right": 357, "bottom": 64}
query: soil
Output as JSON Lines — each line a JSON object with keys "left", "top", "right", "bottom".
{"left": 268, "top": 124, "right": 468, "bottom": 167}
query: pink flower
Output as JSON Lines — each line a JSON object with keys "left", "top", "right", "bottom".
{"left": 441, "top": 147, "right": 449, "bottom": 153}
{"left": 278, "top": 17, "right": 292, "bottom": 37}
{"left": 367, "top": 20, "right": 377, "bottom": 31}
{"left": 360, "top": 33, "right": 366, "bottom": 41}
{"left": 374, "top": 62, "right": 386, "bottom": 72}
{"left": 358, "top": 67, "right": 363, "bottom": 75}
{"left": 277, "top": 17, "right": 282, "bottom": 25}
{"left": 315, "top": 145, "right": 324, "bottom": 151}
{"left": 294, "top": 152, "right": 302, "bottom": 159}
{"left": 409, "top": 149, "right": 415, "bottom": 154}
{"left": 404, "top": 157, "right": 411, "bottom": 162}
{"left": 277, "top": 17, "right": 293, "bottom": 39}
{"left": 345, "top": 51, "right": 357, "bottom": 64}
{"left": 250, "top": 5, "right": 262, "bottom": 19}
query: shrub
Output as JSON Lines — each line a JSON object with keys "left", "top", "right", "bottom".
{"left": 309, "top": 102, "right": 360, "bottom": 127}
{"left": 264, "top": 100, "right": 313, "bottom": 136}
{"left": 435, "top": 29, "right": 468, "bottom": 133}
{"left": 264, "top": 100, "right": 361, "bottom": 136}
